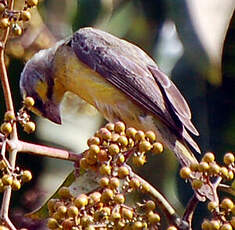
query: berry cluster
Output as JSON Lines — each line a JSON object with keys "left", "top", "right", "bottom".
{"left": 0, "top": 110, "right": 15, "bottom": 136}
{"left": 202, "top": 197, "right": 235, "bottom": 230}
{"left": 180, "top": 152, "right": 235, "bottom": 230}
{"left": 0, "top": 97, "right": 36, "bottom": 136}
{"left": 180, "top": 152, "right": 235, "bottom": 190}
{"left": 47, "top": 184, "right": 164, "bottom": 230}
{"left": 17, "top": 96, "right": 36, "bottom": 134}
{"left": 0, "top": 159, "right": 32, "bottom": 192}
{"left": 0, "top": 98, "right": 34, "bottom": 193}
{"left": 47, "top": 122, "right": 165, "bottom": 229}
{"left": 80, "top": 121, "right": 163, "bottom": 172}
{"left": 0, "top": 0, "right": 38, "bottom": 36}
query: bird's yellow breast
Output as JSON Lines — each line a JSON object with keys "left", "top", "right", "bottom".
{"left": 50, "top": 44, "right": 196, "bottom": 164}
{"left": 52, "top": 45, "right": 145, "bottom": 127}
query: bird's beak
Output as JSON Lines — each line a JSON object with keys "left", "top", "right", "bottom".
{"left": 44, "top": 101, "right": 62, "bottom": 125}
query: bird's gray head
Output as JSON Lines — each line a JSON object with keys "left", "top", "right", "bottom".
{"left": 20, "top": 46, "right": 62, "bottom": 124}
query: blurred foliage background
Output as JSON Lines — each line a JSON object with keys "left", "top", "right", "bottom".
{"left": 0, "top": 0, "right": 234, "bottom": 229}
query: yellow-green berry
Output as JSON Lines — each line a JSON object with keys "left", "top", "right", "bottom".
{"left": 202, "top": 152, "right": 215, "bottom": 163}
{"left": 114, "top": 121, "right": 125, "bottom": 133}
{"left": 105, "top": 122, "right": 114, "bottom": 131}
{"left": 118, "top": 166, "right": 129, "bottom": 178}
{"left": 58, "top": 186, "right": 71, "bottom": 199}
{"left": 152, "top": 142, "right": 163, "bottom": 154}
{"left": 132, "top": 155, "right": 146, "bottom": 167}
{"left": 99, "top": 177, "right": 109, "bottom": 187}
{"left": 198, "top": 162, "right": 210, "bottom": 173}
{"left": 220, "top": 223, "right": 232, "bottom": 230}
{"left": 74, "top": 194, "right": 88, "bottom": 208}
{"left": 4, "top": 111, "right": 15, "bottom": 121}
{"left": 67, "top": 205, "right": 79, "bottom": 218}
{"left": 121, "top": 207, "right": 133, "bottom": 219}
{"left": 129, "top": 177, "right": 140, "bottom": 190}
{"left": 101, "top": 188, "right": 114, "bottom": 203}
{"left": 23, "top": 121, "right": 36, "bottom": 133}
{"left": 126, "top": 127, "right": 137, "bottom": 138}
{"left": 148, "top": 211, "right": 160, "bottom": 224}
{"left": 224, "top": 153, "right": 234, "bottom": 165}
{"left": 0, "top": 3, "right": 5, "bottom": 13}
{"left": 146, "top": 200, "right": 156, "bottom": 211}
{"left": 99, "top": 164, "right": 111, "bottom": 175}
{"left": 207, "top": 201, "right": 218, "bottom": 212}
{"left": 167, "top": 226, "right": 178, "bottom": 230}
{"left": 117, "top": 135, "right": 128, "bottom": 147}
{"left": 145, "top": 130, "right": 156, "bottom": 143}
{"left": 2, "top": 175, "right": 13, "bottom": 186}
{"left": 179, "top": 167, "right": 191, "bottom": 179}
{"left": 135, "top": 130, "right": 145, "bottom": 141}
{"left": 109, "top": 177, "right": 120, "bottom": 189}
{"left": 22, "top": 170, "right": 32, "bottom": 182}
{"left": 47, "top": 218, "right": 59, "bottom": 229}
{"left": 87, "top": 136, "right": 100, "bottom": 146}
{"left": 12, "top": 179, "right": 21, "bottom": 191}
{"left": 114, "top": 193, "right": 125, "bottom": 204}
{"left": 108, "top": 144, "right": 120, "bottom": 155}
{"left": 139, "top": 140, "right": 152, "bottom": 153}
{"left": 0, "top": 18, "right": 10, "bottom": 28}
{"left": 1, "top": 122, "right": 12, "bottom": 135}
{"left": 221, "top": 198, "right": 234, "bottom": 211}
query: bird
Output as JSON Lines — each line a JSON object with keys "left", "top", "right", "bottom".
{"left": 20, "top": 27, "right": 212, "bottom": 200}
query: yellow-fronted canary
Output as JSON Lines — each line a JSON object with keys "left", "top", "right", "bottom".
{"left": 20, "top": 27, "right": 212, "bottom": 200}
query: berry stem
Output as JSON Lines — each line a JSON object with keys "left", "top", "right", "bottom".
{"left": 0, "top": 1, "right": 15, "bottom": 114}
{"left": 183, "top": 195, "right": 198, "bottom": 230}
{"left": 133, "top": 173, "right": 189, "bottom": 230}
{"left": 0, "top": 1, "right": 19, "bottom": 227}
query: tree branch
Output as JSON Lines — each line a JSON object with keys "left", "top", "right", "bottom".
{"left": 15, "top": 140, "right": 82, "bottom": 161}
{"left": 133, "top": 173, "right": 189, "bottom": 230}
{"left": 0, "top": 1, "right": 19, "bottom": 227}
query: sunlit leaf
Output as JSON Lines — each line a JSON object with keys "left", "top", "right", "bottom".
{"left": 26, "top": 168, "right": 101, "bottom": 220}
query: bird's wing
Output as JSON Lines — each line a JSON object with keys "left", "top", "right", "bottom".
{"left": 71, "top": 28, "right": 199, "bottom": 150}
{"left": 148, "top": 65, "right": 199, "bottom": 136}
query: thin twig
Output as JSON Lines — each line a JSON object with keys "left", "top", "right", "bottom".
{"left": 0, "top": 147, "right": 17, "bottom": 225}
{"left": 2, "top": 215, "right": 16, "bottom": 230}
{"left": 0, "top": 4, "right": 14, "bottom": 113}
{"left": 1, "top": 140, "right": 12, "bottom": 170}
{"left": 133, "top": 173, "right": 189, "bottom": 230}
{"left": 0, "top": 1, "right": 18, "bottom": 227}
{"left": 218, "top": 183, "right": 235, "bottom": 196}
{"left": 183, "top": 194, "right": 199, "bottom": 230}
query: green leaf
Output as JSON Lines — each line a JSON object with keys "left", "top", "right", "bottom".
{"left": 26, "top": 168, "right": 101, "bottom": 220}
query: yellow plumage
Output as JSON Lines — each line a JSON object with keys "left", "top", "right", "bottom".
{"left": 53, "top": 45, "right": 142, "bottom": 125}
